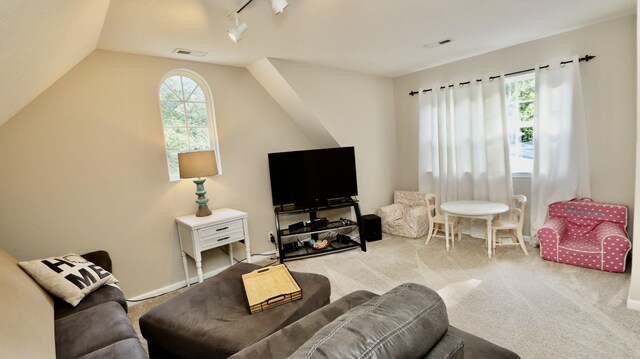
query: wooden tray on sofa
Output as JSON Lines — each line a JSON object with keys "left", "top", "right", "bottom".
{"left": 242, "top": 264, "right": 302, "bottom": 314}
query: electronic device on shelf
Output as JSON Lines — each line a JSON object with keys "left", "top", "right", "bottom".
{"left": 310, "top": 218, "right": 328, "bottom": 230}
{"left": 269, "top": 146, "right": 366, "bottom": 262}
{"left": 267, "top": 147, "right": 358, "bottom": 207}
{"left": 288, "top": 221, "right": 306, "bottom": 231}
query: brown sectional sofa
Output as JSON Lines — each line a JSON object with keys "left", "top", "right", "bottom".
{"left": 0, "top": 248, "right": 147, "bottom": 358}
{"left": 231, "top": 283, "right": 521, "bottom": 359}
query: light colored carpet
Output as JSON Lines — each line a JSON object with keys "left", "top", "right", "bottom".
{"left": 128, "top": 234, "right": 640, "bottom": 359}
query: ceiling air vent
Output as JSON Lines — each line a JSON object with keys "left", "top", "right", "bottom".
{"left": 173, "top": 48, "right": 208, "bottom": 57}
{"left": 423, "top": 39, "right": 452, "bottom": 49}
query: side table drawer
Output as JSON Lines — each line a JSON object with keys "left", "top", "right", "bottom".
{"left": 198, "top": 220, "right": 244, "bottom": 248}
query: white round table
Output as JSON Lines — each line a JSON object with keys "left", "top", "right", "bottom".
{"left": 440, "top": 200, "right": 509, "bottom": 258}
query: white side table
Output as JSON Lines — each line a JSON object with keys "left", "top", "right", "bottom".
{"left": 176, "top": 208, "right": 251, "bottom": 286}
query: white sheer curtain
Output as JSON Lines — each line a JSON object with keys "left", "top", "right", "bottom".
{"left": 531, "top": 56, "right": 591, "bottom": 236}
{"left": 418, "top": 77, "right": 513, "bottom": 205}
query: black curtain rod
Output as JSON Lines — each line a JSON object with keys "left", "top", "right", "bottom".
{"left": 408, "top": 55, "right": 595, "bottom": 96}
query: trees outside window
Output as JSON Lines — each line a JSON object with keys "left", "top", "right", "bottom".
{"left": 505, "top": 73, "right": 535, "bottom": 174}
{"left": 159, "top": 70, "right": 220, "bottom": 180}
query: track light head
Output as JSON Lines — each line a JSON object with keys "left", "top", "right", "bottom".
{"left": 271, "top": 0, "right": 288, "bottom": 14}
{"left": 228, "top": 13, "right": 248, "bottom": 43}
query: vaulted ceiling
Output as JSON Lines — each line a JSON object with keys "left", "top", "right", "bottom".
{"left": 0, "top": 0, "right": 636, "bottom": 127}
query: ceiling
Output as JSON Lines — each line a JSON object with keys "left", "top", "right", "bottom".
{"left": 0, "top": 0, "right": 636, "bottom": 128}
{"left": 97, "top": 0, "right": 637, "bottom": 77}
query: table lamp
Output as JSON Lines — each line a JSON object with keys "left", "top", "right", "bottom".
{"left": 178, "top": 150, "right": 219, "bottom": 217}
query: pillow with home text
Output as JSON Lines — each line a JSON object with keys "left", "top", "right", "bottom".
{"left": 18, "top": 253, "right": 118, "bottom": 306}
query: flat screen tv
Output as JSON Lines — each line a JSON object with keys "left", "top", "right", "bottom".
{"left": 268, "top": 147, "right": 358, "bottom": 206}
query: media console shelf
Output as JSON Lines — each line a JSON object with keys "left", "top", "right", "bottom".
{"left": 274, "top": 199, "right": 366, "bottom": 262}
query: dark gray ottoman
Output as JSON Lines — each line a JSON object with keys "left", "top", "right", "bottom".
{"left": 139, "top": 263, "right": 331, "bottom": 359}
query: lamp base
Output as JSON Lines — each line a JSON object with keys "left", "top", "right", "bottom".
{"left": 196, "top": 204, "right": 212, "bottom": 217}
{"left": 193, "top": 178, "right": 213, "bottom": 217}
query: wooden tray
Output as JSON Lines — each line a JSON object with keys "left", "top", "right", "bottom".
{"left": 242, "top": 264, "right": 302, "bottom": 314}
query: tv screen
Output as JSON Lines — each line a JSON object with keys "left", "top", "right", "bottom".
{"left": 268, "top": 147, "right": 358, "bottom": 206}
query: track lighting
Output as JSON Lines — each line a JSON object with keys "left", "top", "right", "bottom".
{"left": 271, "top": 0, "right": 288, "bottom": 14}
{"left": 228, "top": 13, "right": 248, "bottom": 43}
{"left": 228, "top": 0, "right": 289, "bottom": 43}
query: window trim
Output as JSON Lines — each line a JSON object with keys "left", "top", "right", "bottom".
{"left": 158, "top": 69, "right": 222, "bottom": 181}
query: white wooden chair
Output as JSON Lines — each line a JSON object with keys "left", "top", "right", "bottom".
{"left": 491, "top": 195, "right": 528, "bottom": 255}
{"left": 425, "top": 193, "right": 460, "bottom": 248}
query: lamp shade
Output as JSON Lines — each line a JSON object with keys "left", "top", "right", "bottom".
{"left": 178, "top": 151, "right": 218, "bottom": 179}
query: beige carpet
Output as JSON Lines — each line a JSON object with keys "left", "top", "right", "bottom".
{"left": 129, "top": 234, "right": 640, "bottom": 359}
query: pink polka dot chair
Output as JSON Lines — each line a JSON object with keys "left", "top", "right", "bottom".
{"left": 537, "top": 198, "right": 631, "bottom": 273}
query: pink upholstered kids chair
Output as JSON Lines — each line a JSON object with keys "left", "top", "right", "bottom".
{"left": 537, "top": 198, "right": 631, "bottom": 273}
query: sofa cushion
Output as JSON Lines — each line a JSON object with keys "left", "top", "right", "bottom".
{"left": 19, "top": 252, "right": 118, "bottom": 306}
{"left": 231, "top": 290, "right": 378, "bottom": 359}
{"left": 0, "top": 248, "right": 56, "bottom": 359}
{"left": 55, "top": 301, "right": 144, "bottom": 359}
{"left": 78, "top": 338, "right": 148, "bottom": 359}
{"left": 55, "top": 284, "right": 128, "bottom": 320}
{"left": 289, "top": 283, "right": 449, "bottom": 359}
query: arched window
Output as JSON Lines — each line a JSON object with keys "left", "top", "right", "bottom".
{"left": 159, "top": 69, "right": 221, "bottom": 180}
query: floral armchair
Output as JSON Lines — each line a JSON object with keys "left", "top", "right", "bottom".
{"left": 537, "top": 198, "right": 631, "bottom": 273}
{"left": 375, "top": 191, "right": 429, "bottom": 238}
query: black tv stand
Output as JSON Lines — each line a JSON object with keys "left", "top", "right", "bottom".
{"left": 274, "top": 198, "right": 366, "bottom": 262}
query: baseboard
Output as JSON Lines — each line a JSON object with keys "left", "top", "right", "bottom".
{"left": 126, "top": 250, "right": 277, "bottom": 306}
{"left": 626, "top": 297, "right": 640, "bottom": 311}
{"left": 250, "top": 249, "right": 277, "bottom": 263}
{"left": 127, "top": 266, "right": 229, "bottom": 305}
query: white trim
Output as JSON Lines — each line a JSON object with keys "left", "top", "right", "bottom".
{"left": 627, "top": 297, "right": 640, "bottom": 311}
{"left": 158, "top": 68, "right": 222, "bottom": 181}
{"left": 127, "top": 266, "right": 228, "bottom": 305}
{"left": 250, "top": 250, "right": 277, "bottom": 263}
{"left": 126, "top": 250, "right": 277, "bottom": 306}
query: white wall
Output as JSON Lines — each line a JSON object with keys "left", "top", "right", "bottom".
{"left": 0, "top": 50, "right": 316, "bottom": 297}
{"left": 264, "top": 59, "right": 398, "bottom": 214}
{"left": 629, "top": 2, "right": 640, "bottom": 310}
{"left": 0, "top": 50, "right": 398, "bottom": 298}
{"left": 394, "top": 15, "right": 637, "bottom": 237}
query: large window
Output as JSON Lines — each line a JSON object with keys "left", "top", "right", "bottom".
{"left": 505, "top": 73, "right": 535, "bottom": 174}
{"left": 159, "top": 70, "right": 221, "bottom": 180}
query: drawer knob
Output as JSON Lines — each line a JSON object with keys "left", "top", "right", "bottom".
{"left": 216, "top": 227, "right": 229, "bottom": 231}
{"left": 217, "top": 236, "right": 230, "bottom": 241}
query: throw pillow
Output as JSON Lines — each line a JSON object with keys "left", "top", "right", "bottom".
{"left": 18, "top": 253, "right": 118, "bottom": 306}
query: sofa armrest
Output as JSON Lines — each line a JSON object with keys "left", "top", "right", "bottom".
{"left": 447, "top": 326, "right": 520, "bottom": 359}
{"left": 595, "top": 222, "right": 629, "bottom": 245}
{"left": 596, "top": 222, "right": 631, "bottom": 259}
{"left": 81, "top": 250, "right": 112, "bottom": 272}
{"left": 376, "top": 203, "right": 405, "bottom": 221}
{"left": 537, "top": 218, "right": 566, "bottom": 246}
{"left": 54, "top": 250, "right": 125, "bottom": 319}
